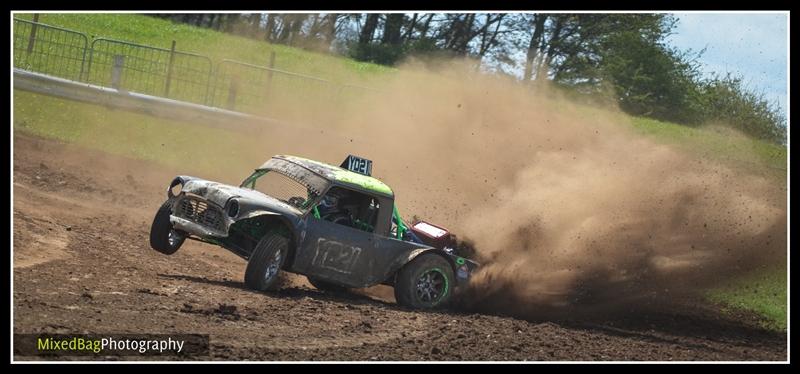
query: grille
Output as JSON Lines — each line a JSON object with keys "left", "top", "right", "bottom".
{"left": 175, "top": 196, "right": 225, "bottom": 233}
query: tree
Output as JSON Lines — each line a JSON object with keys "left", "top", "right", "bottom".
{"left": 600, "top": 30, "right": 704, "bottom": 123}
{"left": 418, "top": 13, "right": 435, "bottom": 39}
{"left": 523, "top": 14, "right": 548, "bottom": 81}
{"left": 323, "top": 13, "right": 338, "bottom": 49}
{"left": 544, "top": 15, "right": 703, "bottom": 122}
{"left": 359, "top": 14, "right": 380, "bottom": 44}
{"left": 699, "top": 74, "right": 787, "bottom": 143}
{"left": 264, "top": 14, "right": 275, "bottom": 41}
{"left": 433, "top": 14, "right": 479, "bottom": 56}
{"left": 381, "top": 14, "right": 404, "bottom": 45}
{"left": 402, "top": 13, "right": 419, "bottom": 40}
{"left": 475, "top": 14, "right": 507, "bottom": 57}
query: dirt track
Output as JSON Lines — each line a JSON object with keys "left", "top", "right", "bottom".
{"left": 12, "top": 133, "right": 786, "bottom": 361}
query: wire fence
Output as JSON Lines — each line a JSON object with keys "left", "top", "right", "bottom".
{"left": 209, "top": 59, "right": 339, "bottom": 112}
{"left": 85, "top": 38, "right": 214, "bottom": 105}
{"left": 13, "top": 17, "right": 89, "bottom": 82}
{"left": 12, "top": 17, "right": 378, "bottom": 114}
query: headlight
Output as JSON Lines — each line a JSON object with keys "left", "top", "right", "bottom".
{"left": 227, "top": 199, "right": 240, "bottom": 217}
{"left": 168, "top": 178, "right": 183, "bottom": 198}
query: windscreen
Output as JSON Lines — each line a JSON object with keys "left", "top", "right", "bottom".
{"left": 241, "top": 165, "right": 328, "bottom": 212}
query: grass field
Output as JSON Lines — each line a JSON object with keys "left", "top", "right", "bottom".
{"left": 12, "top": 90, "right": 270, "bottom": 180}
{"left": 707, "top": 265, "right": 788, "bottom": 331}
{"left": 630, "top": 116, "right": 787, "bottom": 173}
{"left": 12, "top": 13, "right": 788, "bottom": 331}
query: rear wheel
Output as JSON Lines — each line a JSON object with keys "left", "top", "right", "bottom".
{"left": 244, "top": 232, "right": 289, "bottom": 292}
{"left": 307, "top": 277, "right": 348, "bottom": 293}
{"left": 394, "top": 254, "right": 454, "bottom": 309}
{"left": 150, "top": 198, "right": 185, "bottom": 255}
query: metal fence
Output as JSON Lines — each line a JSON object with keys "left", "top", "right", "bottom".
{"left": 85, "top": 38, "right": 214, "bottom": 105}
{"left": 12, "top": 17, "right": 378, "bottom": 114}
{"left": 13, "top": 18, "right": 88, "bottom": 82}
{"left": 209, "top": 59, "right": 338, "bottom": 112}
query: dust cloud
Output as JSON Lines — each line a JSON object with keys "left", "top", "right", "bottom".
{"left": 262, "top": 58, "right": 787, "bottom": 317}
{"left": 22, "top": 51, "right": 786, "bottom": 319}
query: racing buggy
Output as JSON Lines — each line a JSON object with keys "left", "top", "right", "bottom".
{"left": 149, "top": 154, "right": 479, "bottom": 309}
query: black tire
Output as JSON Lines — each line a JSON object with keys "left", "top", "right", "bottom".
{"left": 150, "top": 198, "right": 185, "bottom": 255}
{"left": 394, "top": 253, "right": 455, "bottom": 309}
{"left": 244, "top": 232, "right": 289, "bottom": 292}
{"left": 307, "top": 277, "right": 348, "bottom": 293}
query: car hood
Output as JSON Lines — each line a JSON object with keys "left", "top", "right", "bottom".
{"left": 178, "top": 176, "right": 302, "bottom": 216}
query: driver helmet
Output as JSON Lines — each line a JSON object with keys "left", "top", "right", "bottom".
{"left": 320, "top": 194, "right": 339, "bottom": 209}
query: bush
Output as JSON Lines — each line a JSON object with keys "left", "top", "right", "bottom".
{"left": 698, "top": 74, "right": 787, "bottom": 144}
{"left": 348, "top": 43, "right": 408, "bottom": 65}
{"left": 598, "top": 31, "right": 706, "bottom": 125}
{"left": 348, "top": 38, "right": 447, "bottom": 66}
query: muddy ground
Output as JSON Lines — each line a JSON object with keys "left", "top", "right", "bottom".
{"left": 12, "top": 133, "right": 786, "bottom": 361}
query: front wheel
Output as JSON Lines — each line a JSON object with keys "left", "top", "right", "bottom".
{"left": 394, "top": 254, "right": 454, "bottom": 309}
{"left": 244, "top": 232, "right": 289, "bottom": 292}
{"left": 150, "top": 198, "right": 185, "bottom": 255}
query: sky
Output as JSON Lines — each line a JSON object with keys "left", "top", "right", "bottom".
{"left": 666, "top": 12, "right": 788, "bottom": 119}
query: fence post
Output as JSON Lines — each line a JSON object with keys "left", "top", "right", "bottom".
{"left": 84, "top": 43, "right": 95, "bottom": 82}
{"left": 265, "top": 51, "right": 276, "bottom": 101}
{"left": 203, "top": 65, "right": 213, "bottom": 106}
{"left": 26, "top": 13, "right": 40, "bottom": 55}
{"left": 165, "top": 40, "right": 176, "bottom": 97}
{"left": 111, "top": 55, "right": 125, "bottom": 90}
{"left": 227, "top": 74, "right": 239, "bottom": 110}
{"left": 77, "top": 35, "right": 88, "bottom": 82}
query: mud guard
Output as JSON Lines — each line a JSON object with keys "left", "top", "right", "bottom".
{"left": 381, "top": 248, "right": 455, "bottom": 286}
{"left": 386, "top": 248, "right": 479, "bottom": 287}
{"left": 234, "top": 211, "right": 301, "bottom": 266}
